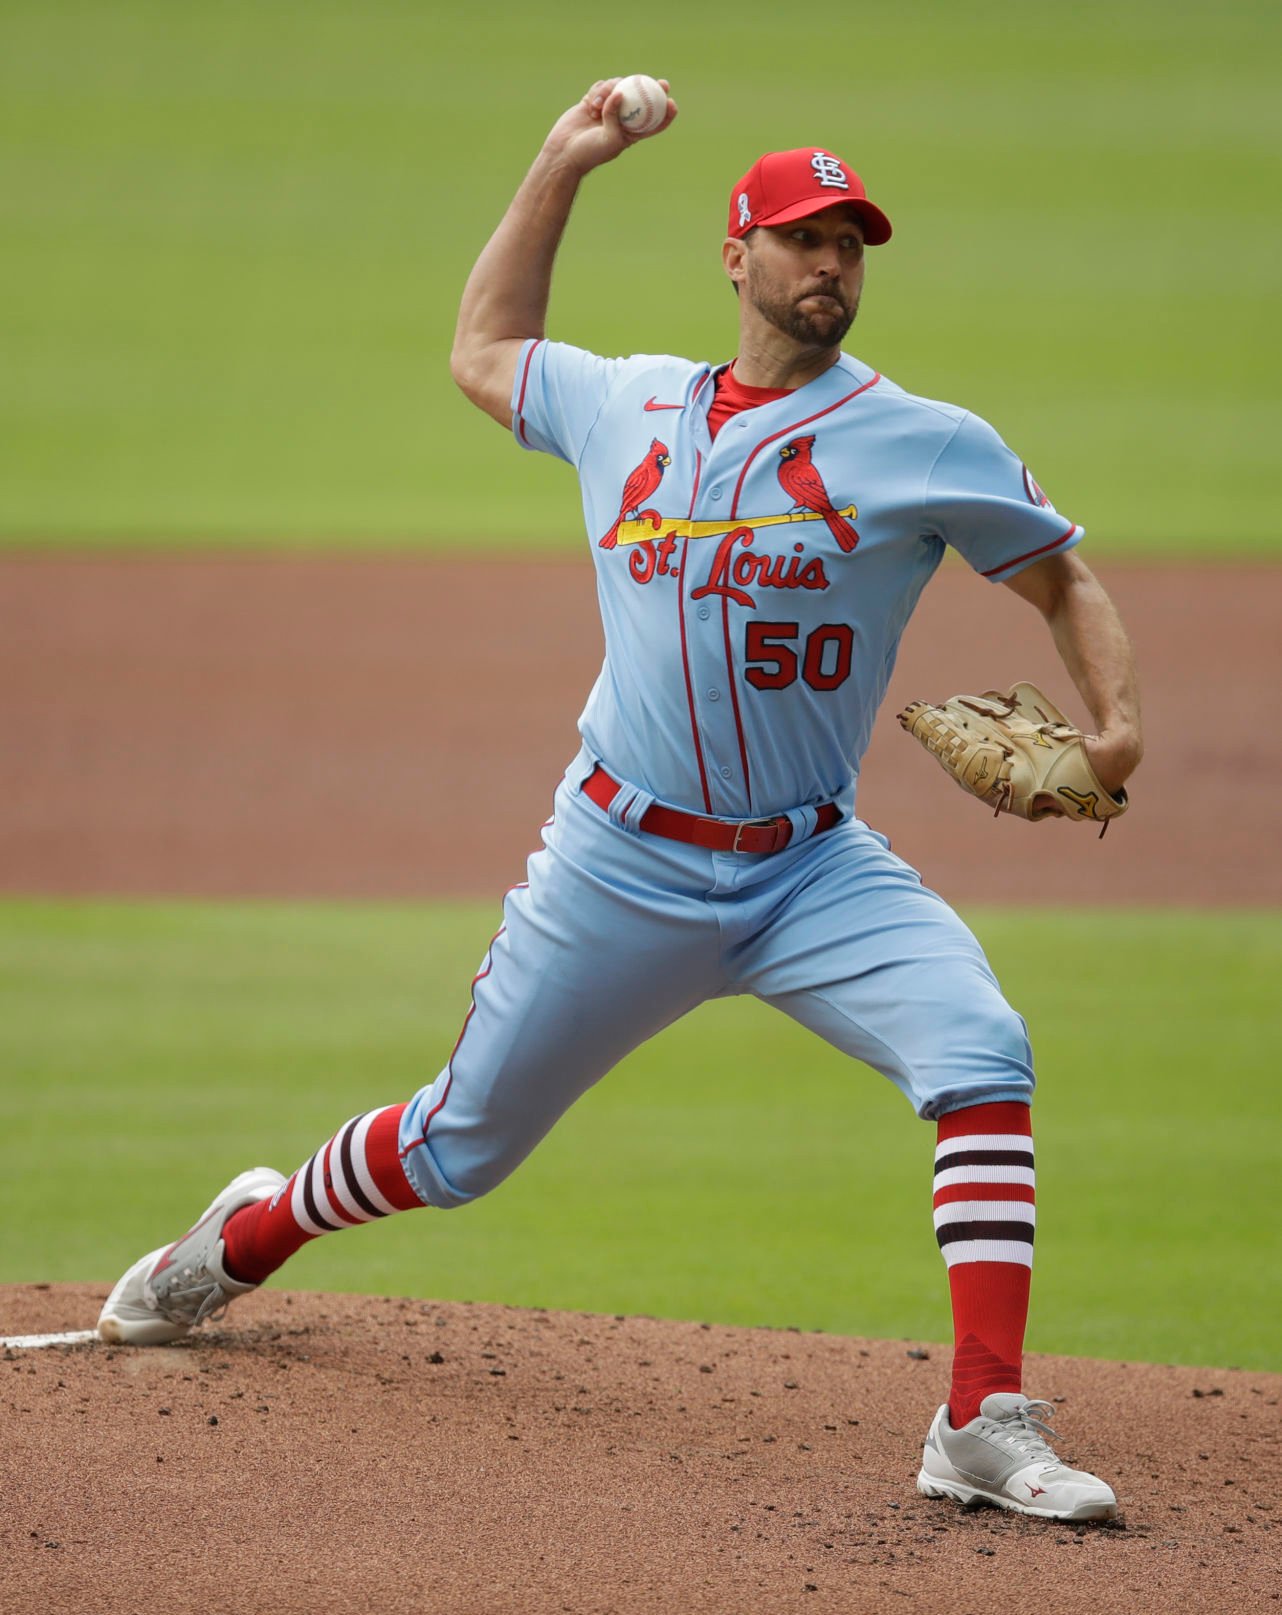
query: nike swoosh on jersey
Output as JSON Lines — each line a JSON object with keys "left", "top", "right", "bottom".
{"left": 643, "top": 397, "right": 685, "bottom": 412}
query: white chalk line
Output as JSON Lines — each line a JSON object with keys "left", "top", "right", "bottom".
{"left": 2, "top": 1329, "right": 99, "bottom": 1349}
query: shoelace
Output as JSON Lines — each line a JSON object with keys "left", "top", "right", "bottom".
{"left": 154, "top": 1268, "right": 230, "bottom": 1327}
{"left": 980, "top": 1399, "right": 1065, "bottom": 1473}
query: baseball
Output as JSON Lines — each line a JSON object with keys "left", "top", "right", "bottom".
{"left": 614, "top": 74, "right": 667, "bottom": 137}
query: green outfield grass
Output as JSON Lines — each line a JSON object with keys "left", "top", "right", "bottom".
{"left": 1, "top": 898, "right": 1277, "bottom": 1370}
{"left": 2, "top": 1, "right": 1279, "bottom": 554}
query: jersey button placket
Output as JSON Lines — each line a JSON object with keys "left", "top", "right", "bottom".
{"left": 683, "top": 567, "right": 737, "bottom": 811}
{"left": 685, "top": 435, "right": 746, "bottom": 810}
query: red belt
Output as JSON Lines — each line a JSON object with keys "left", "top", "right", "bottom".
{"left": 583, "top": 765, "right": 841, "bottom": 856}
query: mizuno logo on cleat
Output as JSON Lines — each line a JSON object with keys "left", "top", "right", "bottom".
{"left": 1026, "top": 1484, "right": 1047, "bottom": 1497}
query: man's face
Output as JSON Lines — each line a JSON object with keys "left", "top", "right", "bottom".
{"left": 736, "top": 204, "right": 866, "bottom": 348}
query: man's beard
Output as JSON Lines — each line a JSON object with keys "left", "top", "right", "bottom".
{"left": 746, "top": 265, "right": 858, "bottom": 348}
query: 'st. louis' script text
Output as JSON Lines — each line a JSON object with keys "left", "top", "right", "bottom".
{"left": 629, "top": 527, "right": 830, "bottom": 610}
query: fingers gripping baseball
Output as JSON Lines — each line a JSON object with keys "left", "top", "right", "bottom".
{"left": 546, "top": 77, "right": 678, "bottom": 175}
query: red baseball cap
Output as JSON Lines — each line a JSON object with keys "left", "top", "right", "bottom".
{"left": 727, "top": 148, "right": 892, "bottom": 245}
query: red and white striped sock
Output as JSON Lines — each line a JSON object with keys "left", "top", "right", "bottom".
{"left": 221, "top": 1104, "right": 424, "bottom": 1285}
{"left": 933, "top": 1100, "right": 1035, "bottom": 1429}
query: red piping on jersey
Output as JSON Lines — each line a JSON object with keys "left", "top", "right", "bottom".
{"left": 714, "top": 371, "right": 880, "bottom": 806}
{"left": 729, "top": 373, "right": 882, "bottom": 517}
{"left": 514, "top": 340, "right": 543, "bottom": 447}
{"left": 721, "top": 594, "right": 753, "bottom": 808}
{"left": 980, "top": 523, "right": 1078, "bottom": 578}
{"left": 678, "top": 449, "right": 714, "bottom": 813}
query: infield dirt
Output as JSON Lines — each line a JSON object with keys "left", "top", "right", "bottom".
{"left": 2, "top": 555, "right": 1279, "bottom": 904}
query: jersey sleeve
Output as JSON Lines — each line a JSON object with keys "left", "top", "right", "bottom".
{"left": 510, "top": 338, "right": 624, "bottom": 466}
{"left": 923, "top": 411, "right": 1082, "bottom": 582}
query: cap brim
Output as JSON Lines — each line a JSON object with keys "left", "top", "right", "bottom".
{"left": 755, "top": 196, "right": 893, "bottom": 245}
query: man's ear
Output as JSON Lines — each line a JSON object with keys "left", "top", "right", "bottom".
{"left": 723, "top": 236, "right": 749, "bottom": 292}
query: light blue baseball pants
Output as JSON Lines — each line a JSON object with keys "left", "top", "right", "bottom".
{"left": 399, "top": 751, "right": 1033, "bottom": 1210}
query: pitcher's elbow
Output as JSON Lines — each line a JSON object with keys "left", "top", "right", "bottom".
{"left": 449, "top": 341, "right": 477, "bottom": 398}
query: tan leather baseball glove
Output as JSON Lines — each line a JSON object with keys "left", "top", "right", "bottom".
{"left": 897, "top": 680, "right": 1128, "bottom": 832}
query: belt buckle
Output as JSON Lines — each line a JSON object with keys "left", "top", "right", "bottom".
{"left": 732, "top": 816, "right": 788, "bottom": 855}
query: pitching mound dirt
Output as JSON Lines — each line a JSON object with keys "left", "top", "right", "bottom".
{"left": 3, "top": 1286, "right": 1278, "bottom": 1614}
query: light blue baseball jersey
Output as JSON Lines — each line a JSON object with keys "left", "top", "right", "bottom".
{"left": 513, "top": 340, "right": 1081, "bottom": 820}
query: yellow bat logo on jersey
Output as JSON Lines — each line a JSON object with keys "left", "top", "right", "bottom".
{"left": 615, "top": 504, "right": 858, "bottom": 547}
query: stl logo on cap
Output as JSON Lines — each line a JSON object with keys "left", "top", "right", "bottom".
{"left": 725, "top": 148, "right": 893, "bottom": 244}
{"left": 810, "top": 152, "right": 849, "bottom": 190}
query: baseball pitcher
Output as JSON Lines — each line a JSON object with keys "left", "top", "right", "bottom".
{"left": 100, "top": 78, "right": 1143, "bottom": 1523}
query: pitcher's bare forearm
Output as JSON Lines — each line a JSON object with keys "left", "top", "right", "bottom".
{"left": 1005, "top": 552, "right": 1143, "bottom": 794}
{"left": 450, "top": 78, "right": 677, "bottom": 426}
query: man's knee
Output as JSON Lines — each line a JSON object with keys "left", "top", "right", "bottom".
{"left": 398, "top": 1130, "right": 523, "bottom": 1210}
{"left": 914, "top": 996, "right": 1035, "bottom": 1120}
{"left": 983, "top": 995, "right": 1033, "bottom": 1065}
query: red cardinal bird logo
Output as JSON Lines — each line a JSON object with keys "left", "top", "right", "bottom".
{"left": 599, "top": 438, "right": 671, "bottom": 549}
{"left": 777, "top": 436, "right": 859, "bottom": 552}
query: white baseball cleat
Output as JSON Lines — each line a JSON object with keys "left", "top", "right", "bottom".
{"left": 917, "top": 1393, "right": 1118, "bottom": 1521}
{"left": 98, "top": 1167, "right": 286, "bottom": 1345}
